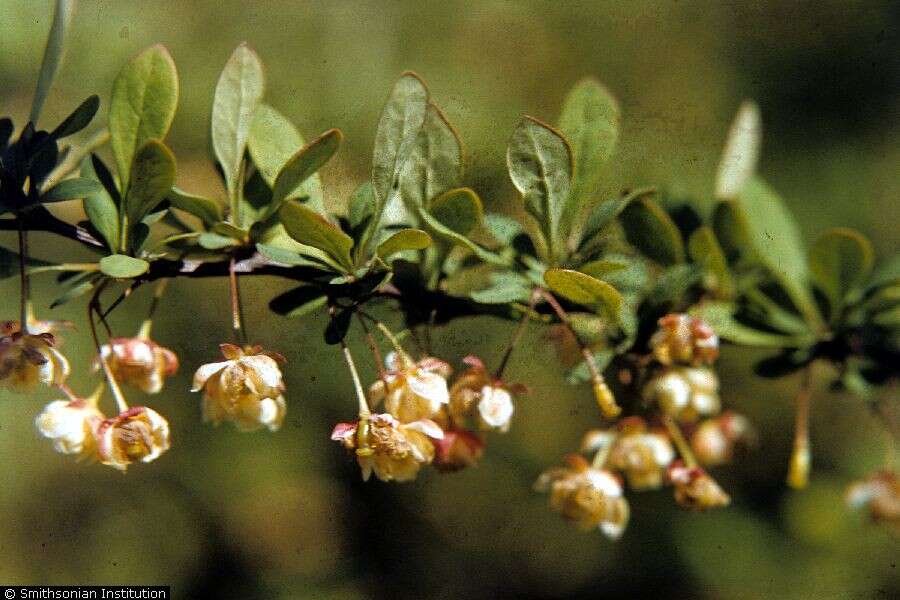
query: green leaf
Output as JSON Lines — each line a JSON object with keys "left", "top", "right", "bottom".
{"left": 579, "top": 187, "right": 655, "bottom": 250}
{"left": 248, "top": 103, "right": 325, "bottom": 212}
{"left": 507, "top": 116, "right": 572, "bottom": 261}
{"left": 198, "top": 232, "right": 239, "bottom": 250}
{"left": 557, "top": 78, "right": 620, "bottom": 240}
{"left": 430, "top": 184, "right": 482, "bottom": 235}
{"left": 255, "top": 243, "right": 327, "bottom": 268}
{"left": 109, "top": 45, "right": 178, "bottom": 188}
{"left": 51, "top": 280, "right": 95, "bottom": 308}
{"left": 80, "top": 156, "right": 120, "bottom": 250}
{"left": 809, "top": 227, "right": 874, "bottom": 317}
{"left": 167, "top": 187, "right": 223, "bottom": 226}
{"left": 50, "top": 95, "right": 100, "bottom": 140}
{"left": 544, "top": 268, "right": 622, "bottom": 318}
{"left": 269, "top": 285, "right": 328, "bottom": 318}
{"left": 212, "top": 43, "right": 265, "bottom": 206}
{"left": 99, "top": 254, "right": 149, "bottom": 278}
{"left": 688, "top": 225, "right": 734, "bottom": 296}
{"left": 470, "top": 272, "right": 532, "bottom": 304}
{"left": 715, "top": 101, "right": 761, "bottom": 199}
{"left": 691, "top": 301, "right": 813, "bottom": 348}
{"left": 0, "top": 247, "right": 55, "bottom": 279}
{"left": 868, "top": 254, "right": 900, "bottom": 290}
{"left": 398, "top": 102, "right": 462, "bottom": 210}
{"left": 30, "top": 0, "right": 75, "bottom": 124}
{"left": 371, "top": 72, "right": 429, "bottom": 210}
{"left": 211, "top": 221, "right": 248, "bottom": 241}
{"left": 279, "top": 201, "right": 354, "bottom": 271}
{"left": 125, "top": 140, "right": 176, "bottom": 226}
{"left": 41, "top": 177, "right": 104, "bottom": 202}
{"left": 732, "top": 177, "right": 824, "bottom": 331}
{"left": 348, "top": 182, "right": 377, "bottom": 230}
{"left": 324, "top": 308, "right": 353, "bottom": 345}
{"left": 414, "top": 189, "right": 508, "bottom": 266}
{"left": 376, "top": 228, "right": 431, "bottom": 259}
{"left": 270, "top": 128, "right": 342, "bottom": 211}
{"left": 619, "top": 196, "right": 684, "bottom": 265}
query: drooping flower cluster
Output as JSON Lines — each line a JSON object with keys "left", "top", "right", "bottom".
{"left": 97, "top": 337, "right": 179, "bottom": 394}
{"left": 845, "top": 471, "right": 900, "bottom": 532}
{"left": 0, "top": 329, "right": 70, "bottom": 391}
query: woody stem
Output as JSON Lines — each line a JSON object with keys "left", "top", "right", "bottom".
{"left": 662, "top": 414, "right": 697, "bottom": 468}
{"left": 88, "top": 283, "right": 128, "bottom": 413}
{"left": 229, "top": 256, "right": 247, "bottom": 345}
{"left": 138, "top": 278, "right": 169, "bottom": 339}
{"left": 340, "top": 339, "right": 370, "bottom": 418}
{"left": 495, "top": 288, "right": 539, "bottom": 380}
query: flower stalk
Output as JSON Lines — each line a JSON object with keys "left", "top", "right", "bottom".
{"left": 787, "top": 363, "right": 814, "bottom": 489}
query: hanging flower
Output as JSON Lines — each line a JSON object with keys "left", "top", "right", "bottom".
{"left": 667, "top": 461, "right": 730, "bottom": 510}
{"left": 331, "top": 413, "right": 443, "bottom": 482}
{"left": 0, "top": 331, "right": 70, "bottom": 391}
{"left": 649, "top": 314, "right": 719, "bottom": 366}
{"left": 691, "top": 411, "right": 756, "bottom": 467}
{"left": 96, "top": 406, "right": 171, "bottom": 471}
{"left": 534, "top": 454, "right": 630, "bottom": 538}
{"left": 447, "top": 356, "right": 521, "bottom": 432}
{"left": 192, "top": 343, "right": 287, "bottom": 432}
{"left": 96, "top": 337, "right": 179, "bottom": 394}
{"left": 643, "top": 366, "right": 721, "bottom": 423}
{"left": 369, "top": 352, "right": 451, "bottom": 423}
{"left": 34, "top": 398, "right": 104, "bottom": 459}
{"left": 845, "top": 471, "right": 900, "bottom": 530}
{"left": 1, "top": 318, "right": 72, "bottom": 339}
{"left": 584, "top": 418, "right": 675, "bottom": 491}
{"left": 432, "top": 428, "right": 485, "bottom": 472}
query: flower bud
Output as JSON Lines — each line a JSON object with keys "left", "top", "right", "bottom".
{"left": 650, "top": 314, "right": 719, "bottom": 366}
{"left": 477, "top": 385, "right": 514, "bottom": 432}
{"left": 787, "top": 444, "right": 810, "bottom": 489}
{"left": 96, "top": 406, "right": 171, "bottom": 471}
{"left": 331, "top": 413, "right": 443, "bottom": 482}
{"left": 691, "top": 412, "right": 755, "bottom": 467}
{"left": 97, "top": 337, "right": 178, "bottom": 394}
{"left": 535, "top": 454, "right": 630, "bottom": 538}
{"left": 193, "top": 344, "right": 287, "bottom": 432}
{"left": 369, "top": 352, "right": 451, "bottom": 423}
{"left": 34, "top": 399, "right": 104, "bottom": 459}
{"left": 432, "top": 428, "right": 485, "bottom": 472}
{"left": 0, "top": 331, "right": 69, "bottom": 391}
{"left": 667, "top": 461, "right": 730, "bottom": 510}
{"left": 643, "top": 366, "right": 721, "bottom": 423}
{"left": 446, "top": 356, "right": 519, "bottom": 432}
{"left": 845, "top": 471, "right": 900, "bottom": 530}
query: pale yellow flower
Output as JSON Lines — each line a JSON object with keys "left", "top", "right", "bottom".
{"left": 447, "top": 355, "right": 519, "bottom": 432}
{"left": 667, "top": 461, "right": 730, "bottom": 510}
{"left": 650, "top": 314, "right": 719, "bottom": 366}
{"left": 97, "top": 337, "right": 178, "bottom": 394}
{"left": 193, "top": 343, "right": 287, "bottom": 432}
{"left": 369, "top": 352, "right": 450, "bottom": 423}
{"left": 96, "top": 406, "right": 170, "bottom": 471}
{"left": 34, "top": 399, "right": 104, "bottom": 459}
{"left": 584, "top": 419, "right": 675, "bottom": 491}
{"left": 331, "top": 413, "right": 443, "bottom": 482}
{"left": 691, "top": 411, "right": 755, "bottom": 467}
{"left": 643, "top": 366, "right": 720, "bottom": 423}
{"left": 535, "top": 454, "right": 630, "bottom": 538}
{"left": 0, "top": 331, "right": 69, "bottom": 391}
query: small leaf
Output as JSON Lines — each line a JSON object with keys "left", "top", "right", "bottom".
{"left": 325, "top": 308, "right": 353, "bottom": 345}
{"left": 50, "top": 95, "right": 100, "bottom": 140}
{"left": 348, "top": 182, "right": 377, "bottom": 230}
{"left": 51, "top": 280, "right": 95, "bottom": 308}
{"left": 430, "top": 185, "right": 482, "bottom": 235}
{"left": 691, "top": 301, "right": 812, "bottom": 348}
{"left": 279, "top": 201, "right": 354, "bottom": 271}
{"left": 414, "top": 189, "right": 508, "bottom": 266}
{"left": 507, "top": 116, "right": 572, "bottom": 260}
{"left": 80, "top": 156, "right": 120, "bottom": 250}
{"left": 198, "top": 232, "right": 239, "bottom": 250}
{"left": 810, "top": 227, "right": 874, "bottom": 317}
{"left": 558, "top": 78, "right": 620, "bottom": 240}
{"left": 269, "top": 285, "right": 329, "bottom": 317}
{"left": 99, "top": 254, "right": 149, "bottom": 278}
{"left": 248, "top": 103, "right": 325, "bottom": 212}
{"left": 270, "top": 129, "right": 342, "bottom": 210}
{"left": 125, "top": 140, "right": 176, "bottom": 226}
{"left": 470, "top": 272, "right": 532, "bottom": 304}
{"left": 398, "top": 102, "right": 462, "bottom": 210}
{"left": 376, "top": 228, "right": 431, "bottom": 259}
{"left": 544, "top": 268, "right": 622, "bottom": 318}
{"left": 579, "top": 187, "right": 655, "bottom": 250}
{"left": 109, "top": 45, "right": 178, "bottom": 187}
{"left": 30, "top": 0, "right": 75, "bottom": 124}
{"left": 715, "top": 101, "right": 761, "bottom": 199}
{"left": 212, "top": 43, "right": 265, "bottom": 203}
{"left": 42, "top": 177, "right": 104, "bottom": 202}
{"left": 688, "top": 225, "right": 734, "bottom": 296}
{"left": 256, "top": 243, "right": 326, "bottom": 268}
{"left": 619, "top": 196, "right": 685, "bottom": 265}
{"left": 167, "top": 187, "right": 223, "bottom": 225}
{"left": 0, "top": 247, "right": 55, "bottom": 279}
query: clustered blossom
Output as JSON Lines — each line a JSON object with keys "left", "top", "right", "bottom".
{"left": 0, "top": 330, "right": 70, "bottom": 391}
{"left": 582, "top": 417, "right": 675, "bottom": 490}
{"left": 667, "top": 461, "right": 731, "bottom": 510}
{"left": 34, "top": 399, "right": 103, "bottom": 459}
{"left": 643, "top": 365, "right": 721, "bottom": 423}
{"left": 649, "top": 314, "right": 719, "bottom": 366}
{"left": 97, "top": 337, "right": 179, "bottom": 394}
{"left": 690, "top": 411, "right": 756, "bottom": 467}
{"left": 193, "top": 343, "right": 287, "bottom": 432}
{"left": 369, "top": 352, "right": 451, "bottom": 422}
{"left": 845, "top": 471, "right": 900, "bottom": 531}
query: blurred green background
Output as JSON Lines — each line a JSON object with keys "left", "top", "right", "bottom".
{"left": 1, "top": 1, "right": 898, "bottom": 598}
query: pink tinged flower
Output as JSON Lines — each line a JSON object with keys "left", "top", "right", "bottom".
{"left": 34, "top": 399, "right": 104, "bottom": 459}
{"left": 369, "top": 352, "right": 451, "bottom": 423}
{"left": 331, "top": 413, "right": 443, "bottom": 483}
{"left": 649, "top": 314, "right": 719, "bottom": 366}
{"left": 432, "top": 428, "right": 485, "bottom": 472}
{"left": 845, "top": 471, "right": 900, "bottom": 530}
{"left": 667, "top": 461, "right": 730, "bottom": 510}
{"left": 96, "top": 406, "right": 171, "bottom": 471}
{"left": 192, "top": 344, "right": 287, "bottom": 432}
{"left": 97, "top": 337, "right": 179, "bottom": 394}
{"left": 535, "top": 454, "right": 630, "bottom": 539}
{"left": 477, "top": 385, "right": 514, "bottom": 432}
{"left": 691, "top": 411, "right": 756, "bottom": 467}
{"left": 643, "top": 366, "right": 721, "bottom": 423}
{"left": 0, "top": 331, "right": 70, "bottom": 391}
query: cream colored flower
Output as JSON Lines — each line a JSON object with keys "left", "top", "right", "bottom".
{"left": 192, "top": 343, "right": 287, "bottom": 432}
{"left": 846, "top": 471, "right": 900, "bottom": 530}
{"left": 34, "top": 399, "right": 104, "bottom": 459}
{"left": 432, "top": 428, "right": 485, "bottom": 472}
{"left": 691, "top": 412, "right": 755, "bottom": 467}
{"left": 369, "top": 352, "right": 451, "bottom": 423}
{"left": 96, "top": 406, "right": 170, "bottom": 471}
{"left": 446, "top": 355, "right": 519, "bottom": 432}
{"left": 650, "top": 314, "right": 719, "bottom": 366}
{"left": 667, "top": 461, "right": 730, "bottom": 510}
{"left": 331, "top": 413, "right": 443, "bottom": 482}
{"left": 643, "top": 366, "right": 721, "bottom": 423}
{"left": 584, "top": 419, "right": 675, "bottom": 491}
{"left": 0, "top": 331, "right": 69, "bottom": 391}
{"left": 535, "top": 454, "right": 630, "bottom": 538}
{"left": 97, "top": 337, "right": 178, "bottom": 394}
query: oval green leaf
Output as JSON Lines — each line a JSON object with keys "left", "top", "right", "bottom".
{"left": 544, "top": 268, "right": 622, "bottom": 318}
{"left": 125, "top": 140, "right": 176, "bottom": 226}
{"left": 810, "top": 227, "right": 874, "bottom": 317}
{"left": 715, "top": 101, "right": 761, "bottom": 199}
{"left": 376, "top": 228, "right": 432, "bottom": 259}
{"left": 619, "top": 196, "right": 684, "bottom": 265}
{"left": 279, "top": 201, "right": 354, "bottom": 271}
{"left": 398, "top": 102, "right": 462, "bottom": 210}
{"left": 167, "top": 187, "right": 223, "bottom": 226}
{"left": 430, "top": 185, "right": 483, "bottom": 235}
{"left": 80, "top": 156, "right": 120, "bottom": 251}
{"left": 99, "top": 254, "right": 149, "bottom": 279}
{"left": 270, "top": 128, "right": 343, "bottom": 209}
{"left": 688, "top": 225, "right": 734, "bottom": 297}
{"left": 42, "top": 177, "right": 104, "bottom": 203}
